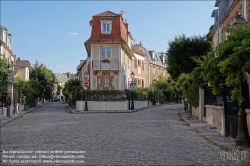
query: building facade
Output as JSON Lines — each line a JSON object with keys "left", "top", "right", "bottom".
{"left": 0, "top": 25, "right": 15, "bottom": 111}
{"left": 131, "top": 43, "right": 168, "bottom": 88}
{"left": 53, "top": 73, "right": 70, "bottom": 101}
{"left": 84, "top": 10, "right": 134, "bottom": 90}
{"left": 15, "top": 58, "right": 32, "bottom": 81}
{"left": 210, "top": 0, "right": 250, "bottom": 45}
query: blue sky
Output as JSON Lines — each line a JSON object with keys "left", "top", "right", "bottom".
{"left": 1, "top": 1, "right": 216, "bottom": 74}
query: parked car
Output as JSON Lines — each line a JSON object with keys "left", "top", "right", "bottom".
{"left": 52, "top": 98, "right": 60, "bottom": 102}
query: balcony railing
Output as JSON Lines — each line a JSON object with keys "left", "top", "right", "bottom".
{"left": 92, "top": 59, "right": 119, "bottom": 70}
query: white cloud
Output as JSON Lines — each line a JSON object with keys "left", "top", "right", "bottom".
{"left": 68, "top": 32, "right": 79, "bottom": 36}
{"left": 27, "top": 36, "right": 34, "bottom": 42}
{"left": 57, "top": 65, "right": 68, "bottom": 69}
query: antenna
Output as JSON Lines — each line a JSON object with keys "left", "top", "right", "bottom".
{"left": 120, "top": 9, "right": 125, "bottom": 15}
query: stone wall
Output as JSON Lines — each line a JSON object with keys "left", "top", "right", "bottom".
{"left": 192, "top": 106, "right": 199, "bottom": 119}
{"left": 205, "top": 105, "right": 225, "bottom": 136}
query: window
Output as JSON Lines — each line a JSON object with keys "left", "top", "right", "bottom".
{"left": 97, "top": 77, "right": 101, "bottom": 87}
{"left": 138, "top": 67, "right": 141, "bottom": 74}
{"left": 101, "top": 22, "right": 112, "bottom": 34}
{"left": 134, "top": 59, "right": 137, "bottom": 68}
{"left": 111, "top": 77, "right": 114, "bottom": 87}
{"left": 101, "top": 46, "right": 111, "bottom": 63}
{"left": 102, "top": 75, "right": 109, "bottom": 87}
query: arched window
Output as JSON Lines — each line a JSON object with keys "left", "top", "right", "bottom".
{"left": 102, "top": 75, "right": 109, "bottom": 87}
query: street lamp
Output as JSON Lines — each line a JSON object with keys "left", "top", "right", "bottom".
{"left": 153, "top": 78, "right": 156, "bottom": 105}
{"left": 232, "top": 15, "right": 250, "bottom": 146}
{"left": 130, "top": 72, "right": 135, "bottom": 110}
{"left": 84, "top": 71, "right": 89, "bottom": 111}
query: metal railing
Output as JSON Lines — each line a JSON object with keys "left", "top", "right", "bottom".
{"left": 92, "top": 59, "right": 119, "bottom": 70}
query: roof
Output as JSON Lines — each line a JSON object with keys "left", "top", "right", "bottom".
{"left": 15, "top": 59, "right": 32, "bottom": 75}
{"left": 54, "top": 73, "right": 69, "bottom": 83}
{"left": 94, "top": 10, "right": 120, "bottom": 17}
{"left": 132, "top": 44, "right": 166, "bottom": 68}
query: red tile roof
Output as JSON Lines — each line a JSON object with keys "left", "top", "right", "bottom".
{"left": 94, "top": 10, "right": 120, "bottom": 17}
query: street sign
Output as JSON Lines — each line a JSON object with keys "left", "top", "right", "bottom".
{"left": 84, "top": 82, "right": 89, "bottom": 87}
{"left": 130, "top": 81, "right": 136, "bottom": 86}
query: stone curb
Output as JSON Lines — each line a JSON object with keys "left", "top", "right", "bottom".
{"left": 180, "top": 112, "right": 236, "bottom": 152}
{"left": 66, "top": 103, "right": 173, "bottom": 114}
{"left": 0, "top": 103, "right": 47, "bottom": 127}
{"left": 179, "top": 111, "right": 250, "bottom": 164}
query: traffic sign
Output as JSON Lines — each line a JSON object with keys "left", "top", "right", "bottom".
{"left": 131, "top": 81, "right": 136, "bottom": 86}
{"left": 84, "top": 82, "right": 89, "bottom": 87}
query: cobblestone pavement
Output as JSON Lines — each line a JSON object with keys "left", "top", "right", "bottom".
{"left": 0, "top": 103, "right": 246, "bottom": 165}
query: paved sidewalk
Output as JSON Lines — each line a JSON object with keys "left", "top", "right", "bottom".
{"left": 0, "top": 103, "right": 47, "bottom": 127}
{"left": 180, "top": 110, "right": 250, "bottom": 164}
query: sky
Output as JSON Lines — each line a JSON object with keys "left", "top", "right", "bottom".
{"left": 1, "top": 1, "right": 216, "bottom": 74}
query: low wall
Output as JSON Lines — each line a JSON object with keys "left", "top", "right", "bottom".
{"left": 76, "top": 100, "right": 152, "bottom": 111}
{"left": 134, "top": 101, "right": 150, "bottom": 109}
{"left": 1, "top": 108, "right": 7, "bottom": 118}
{"left": 205, "top": 105, "right": 225, "bottom": 136}
{"left": 245, "top": 108, "right": 250, "bottom": 137}
{"left": 1, "top": 107, "right": 13, "bottom": 118}
{"left": 192, "top": 106, "right": 199, "bottom": 118}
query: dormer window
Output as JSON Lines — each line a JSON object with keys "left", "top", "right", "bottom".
{"left": 101, "top": 21, "right": 112, "bottom": 34}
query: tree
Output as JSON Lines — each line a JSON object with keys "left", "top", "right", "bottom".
{"left": 30, "top": 60, "right": 54, "bottom": 99}
{"left": 62, "top": 79, "right": 83, "bottom": 106}
{"left": 154, "top": 75, "right": 175, "bottom": 103}
{"left": 217, "top": 24, "right": 250, "bottom": 101}
{"left": 56, "top": 84, "right": 62, "bottom": 95}
{"left": 14, "top": 77, "right": 45, "bottom": 106}
{"left": 0, "top": 54, "right": 11, "bottom": 94}
{"left": 166, "top": 34, "right": 211, "bottom": 81}
{"left": 202, "top": 23, "right": 250, "bottom": 101}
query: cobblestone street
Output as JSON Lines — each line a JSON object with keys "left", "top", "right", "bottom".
{"left": 0, "top": 103, "right": 245, "bottom": 165}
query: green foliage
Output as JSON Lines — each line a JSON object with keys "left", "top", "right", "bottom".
{"left": 187, "top": 82, "right": 199, "bottom": 107}
{"left": 14, "top": 77, "right": 45, "bottom": 106}
{"left": 166, "top": 34, "right": 211, "bottom": 80}
{"left": 134, "top": 87, "right": 149, "bottom": 101}
{"left": 202, "top": 24, "right": 250, "bottom": 101}
{"left": 201, "top": 50, "right": 225, "bottom": 94}
{"left": 56, "top": 84, "right": 62, "bottom": 95}
{"left": 176, "top": 65, "right": 203, "bottom": 107}
{"left": 85, "top": 90, "right": 126, "bottom": 101}
{"left": 62, "top": 79, "right": 83, "bottom": 106}
{"left": 0, "top": 54, "right": 11, "bottom": 94}
{"left": 176, "top": 73, "right": 192, "bottom": 98}
{"left": 30, "top": 60, "right": 54, "bottom": 99}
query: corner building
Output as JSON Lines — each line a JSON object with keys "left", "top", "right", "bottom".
{"left": 84, "top": 11, "right": 134, "bottom": 90}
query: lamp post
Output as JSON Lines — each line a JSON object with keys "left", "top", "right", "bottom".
{"left": 232, "top": 15, "right": 250, "bottom": 146}
{"left": 153, "top": 79, "right": 156, "bottom": 105}
{"left": 130, "top": 72, "right": 135, "bottom": 110}
{"left": 84, "top": 71, "right": 89, "bottom": 111}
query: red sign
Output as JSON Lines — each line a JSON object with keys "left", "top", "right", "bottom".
{"left": 84, "top": 82, "right": 89, "bottom": 87}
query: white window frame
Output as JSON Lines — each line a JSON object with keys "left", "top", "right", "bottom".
{"left": 101, "top": 46, "right": 111, "bottom": 63}
{"left": 101, "top": 21, "right": 112, "bottom": 34}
